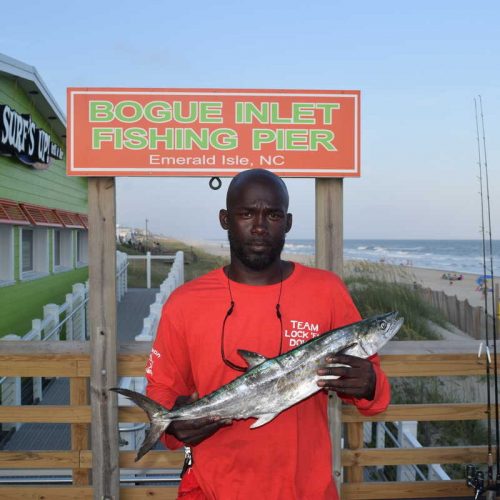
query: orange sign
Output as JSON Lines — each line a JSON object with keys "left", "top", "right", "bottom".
{"left": 67, "top": 88, "right": 360, "bottom": 177}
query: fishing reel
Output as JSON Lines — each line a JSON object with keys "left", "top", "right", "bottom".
{"left": 466, "top": 465, "right": 500, "bottom": 499}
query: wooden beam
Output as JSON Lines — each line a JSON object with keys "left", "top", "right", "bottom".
{"left": 0, "top": 487, "right": 179, "bottom": 500}
{"left": 0, "top": 445, "right": 490, "bottom": 471}
{"left": 0, "top": 451, "right": 80, "bottom": 469}
{"left": 0, "top": 402, "right": 486, "bottom": 425}
{"left": 0, "top": 340, "right": 493, "bottom": 378}
{"left": 0, "top": 486, "right": 93, "bottom": 499}
{"left": 316, "top": 177, "right": 344, "bottom": 496}
{"left": 342, "top": 445, "right": 493, "bottom": 466}
{"left": 342, "top": 403, "right": 488, "bottom": 423}
{"left": 71, "top": 377, "right": 90, "bottom": 485}
{"left": 342, "top": 480, "right": 471, "bottom": 499}
{"left": 79, "top": 450, "right": 184, "bottom": 469}
{"left": 88, "top": 177, "right": 119, "bottom": 499}
{"left": 0, "top": 406, "right": 91, "bottom": 422}
{"left": 120, "top": 487, "right": 178, "bottom": 500}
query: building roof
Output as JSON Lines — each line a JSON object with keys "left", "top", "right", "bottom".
{"left": 0, "top": 53, "right": 65, "bottom": 140}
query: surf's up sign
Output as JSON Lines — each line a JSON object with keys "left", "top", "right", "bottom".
{"left": 67, "top": 89, "right": 360, "bottom": 177}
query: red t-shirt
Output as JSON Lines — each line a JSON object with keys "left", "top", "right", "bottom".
{"left": 146, "top": 263, "right": 390, "bottom": 500}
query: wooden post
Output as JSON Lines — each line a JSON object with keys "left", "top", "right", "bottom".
{"left": 345, "top": 422, "right": 364, "bottom": 482}
{"left": 88, "top": 177, "right": 119, "bottom": 499}
{"left": 71, "top": 377, "right": 90, "bottom": 485}
{"left": 315, "top": 177, "right": 344, "bottom": 496}
{"left": 315, "top": 178, "right": 343, "bottom": 275}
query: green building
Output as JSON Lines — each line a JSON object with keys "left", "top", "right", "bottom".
{"left": 0, "top": 53, "right": 88, "bottom": 338}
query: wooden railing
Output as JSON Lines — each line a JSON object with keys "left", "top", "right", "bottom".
{"left": 0, "top": 340, "right": 492, "bottom": 499}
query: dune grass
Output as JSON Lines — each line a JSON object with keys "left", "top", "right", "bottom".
{"left": 344, "top": 261, "right": 445, "bottom": 341}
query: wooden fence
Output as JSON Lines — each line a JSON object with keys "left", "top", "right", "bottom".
{"left": 0, "top": 339, "right": 493, "bottom": 499}
{"left": 419, "top": 286, "right": 498, "bottom": 340}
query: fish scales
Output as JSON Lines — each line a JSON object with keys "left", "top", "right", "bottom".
{"left": 111, "top": 311, "right": 403, "bottom": 461}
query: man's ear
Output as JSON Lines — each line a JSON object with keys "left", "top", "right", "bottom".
{"left": 219, "top": 209, "right": 229, "bottom": 230}
{"left": 285, "top": 213, "right": 292, "bottom": 233}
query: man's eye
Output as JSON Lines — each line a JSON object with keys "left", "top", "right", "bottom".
{"left": 268, "top": 212, "right": 282, "bottom": 220}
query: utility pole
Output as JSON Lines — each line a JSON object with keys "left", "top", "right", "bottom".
{"left": 145, "top": 218, "right": 149, "bottom": 251}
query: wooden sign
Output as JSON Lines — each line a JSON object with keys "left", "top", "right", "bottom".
{"left": 67, "top": 88, "right": 360, "bottom": 177}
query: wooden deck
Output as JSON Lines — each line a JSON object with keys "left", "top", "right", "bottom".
{"left": 0, "top": 339, "right": 490, "bottom": 498}
{"left": 1, "top": 288, "right": 158, "bottom": 452}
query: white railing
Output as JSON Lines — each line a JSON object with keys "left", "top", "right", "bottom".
{"left": 120, "top": 251, "right": 184, "bottom": 452}
{"left": 116, "top": 250, "right": 128, "bottom": 301}
{"left": 0, "top": 251, "right": 130, "bottom": 412}
{"left": 135, "top": 251, "right": 184, "bottom": 342}
{"left": 374, "top": 421, "right": 450, "bottom": 481}
{"left": 127, "top": 251, "right": 181, "bottom": 289}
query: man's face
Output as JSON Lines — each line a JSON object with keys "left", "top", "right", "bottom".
{"left": 220, "top": 180, "right": 292, "bottom": 271}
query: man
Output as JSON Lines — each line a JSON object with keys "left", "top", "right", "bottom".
{"left": 146, "top": 169, "right": 390, "bottom": 499}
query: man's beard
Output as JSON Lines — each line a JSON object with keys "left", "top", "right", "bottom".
{"left": 227, "top": 230, "right": 285, "bottom": 271}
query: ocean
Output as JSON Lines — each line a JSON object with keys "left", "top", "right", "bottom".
{"left": 213, "top": 238, "right": 500, "bottom": 276}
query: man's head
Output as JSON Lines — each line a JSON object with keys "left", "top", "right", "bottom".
{"left": 219, "top": 169, "right": 292, "bottom": 271}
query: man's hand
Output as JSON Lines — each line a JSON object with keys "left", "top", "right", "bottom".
{"left": 316, "top": 354, "right": 376, "bottom": 400}
{"left": 166, "top": 395, "right": 232, "bottom": 446}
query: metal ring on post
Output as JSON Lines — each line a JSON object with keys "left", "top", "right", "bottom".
{"left": 209, "top": 177, "right": 222, "bottom": 190}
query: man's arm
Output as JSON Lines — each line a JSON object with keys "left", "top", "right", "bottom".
{"left": 316, "top": 352, "right": 390, "bottom": 415}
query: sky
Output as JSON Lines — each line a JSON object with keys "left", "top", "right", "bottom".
{"left": 2, "top": 0, "right": 499, "bottom": 240}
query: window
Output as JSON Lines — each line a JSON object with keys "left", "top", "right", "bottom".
{"left": 76, "top": 231, "right": 88, "bottom": 266}
{"left": 0, "top": 225, "right": 14, "bottom": 284}
{"left": 54, "top": 230, "right": 61, "bottom": 267}
{"left": 22, "top": 230, "right": 34, "bottom": 272}
{"left": 20, "top": 228, "right": 49, "bottom": 279}
{"left": 53, "top": 229, "right": 73, "bottom": 271}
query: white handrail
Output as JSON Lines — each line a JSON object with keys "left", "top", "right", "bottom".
{"left": 135, "top": 251, "right": 184, "bottom": 342}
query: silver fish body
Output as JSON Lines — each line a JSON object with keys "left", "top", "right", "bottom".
{"left": 112, "top": 311, "right": 403, "bottom": 461}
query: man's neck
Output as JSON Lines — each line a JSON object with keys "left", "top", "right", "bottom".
{"left": 225, "top": 258, "right": 293, "bottom": 286}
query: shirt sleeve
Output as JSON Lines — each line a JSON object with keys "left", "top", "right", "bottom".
{"left": 342, "top": 353, "right": 391, "bottom": 415}
{"left": 332, "top": 275, "right": 391, "bottom": 415}
{"left": 145, "top": 297, "right": 196, "bottom": 450}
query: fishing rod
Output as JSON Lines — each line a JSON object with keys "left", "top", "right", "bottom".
{"left": 479, "top": 95, "right": 500, "bottom": 469}
{"left": 467, "top": 97, "right": 499, "bottom": 499}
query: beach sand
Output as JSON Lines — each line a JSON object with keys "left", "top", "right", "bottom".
{"left": 194, "top": 239, "right": 488, "bottom": 309}
{"left": 406, "top": 267, "right": 487, "bottom": 308}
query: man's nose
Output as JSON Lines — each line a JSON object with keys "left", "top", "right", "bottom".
{"left": 251, "top": 213, "right": 268, "bottom": 234}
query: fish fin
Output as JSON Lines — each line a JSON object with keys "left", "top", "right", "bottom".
{"left": 237, "top": 349, "right": 268, "bottom": 369}
{"left": 250, "top": 412, "right": 280, "bottom": 429}
{"left": 136, "top": 418, "right": 171, "bottom": 462}
{"left": 110, "top": 387, "right": 171, "bottom": 462}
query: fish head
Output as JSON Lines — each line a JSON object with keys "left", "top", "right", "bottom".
{"left": 354, "top": 312, "right": 403, "bottom": 357}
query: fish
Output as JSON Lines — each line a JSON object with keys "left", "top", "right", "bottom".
{"left": 111, "top": 311, "right": 403, "bottom": 461}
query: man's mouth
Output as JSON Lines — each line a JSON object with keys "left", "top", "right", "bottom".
{"left": 247, "top": 240, "right": 271, "bottom": 251}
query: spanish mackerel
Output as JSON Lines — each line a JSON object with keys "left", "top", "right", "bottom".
{"left": 112, "top": 311, "right": 403, "bottom": 461}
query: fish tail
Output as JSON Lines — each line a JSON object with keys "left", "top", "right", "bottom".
{"left": 110, "top": 387, "right": 172, "bottom": 462}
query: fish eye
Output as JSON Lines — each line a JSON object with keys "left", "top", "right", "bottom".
{"left": 379, "top": 320, "right": 388, "bottom": 330}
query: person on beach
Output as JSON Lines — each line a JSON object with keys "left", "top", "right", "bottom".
{"left": 145, "top": 169, "right": 391, "bottom": 499}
